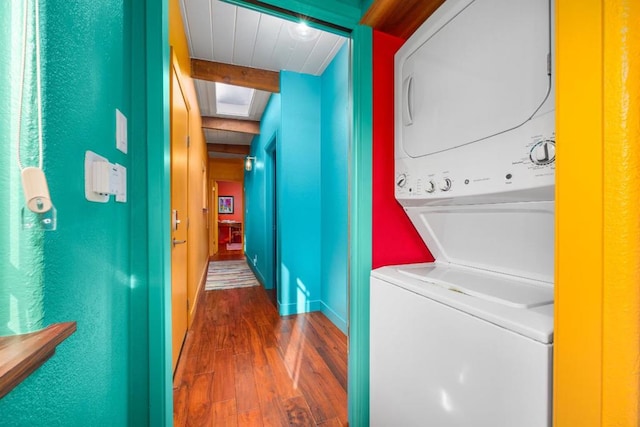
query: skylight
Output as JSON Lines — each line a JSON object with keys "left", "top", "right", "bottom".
{"left": 215, "top": 82, "right": 255, "bottom": 117}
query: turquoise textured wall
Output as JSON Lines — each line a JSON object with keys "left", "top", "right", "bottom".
{"left": 320, "top": 43, "right": 349, "bottom": 333}
{"left": 0, "top": 0, "right": 45, "bottom": 337}
{"left": 0, "top": 0, "right": 157, "bottom": 423}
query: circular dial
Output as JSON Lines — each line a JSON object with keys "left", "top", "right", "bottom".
{"left": 439, "top": 178, "right": 452, "bottom": 191}
{"left": 396, "top": 173, "right": 407, "bottom": 188}
{"left": 425, "top": 181, "right": 436, "bottom": 193}
{"left": 530, "top": 140, "right": 556, "bottom": 165}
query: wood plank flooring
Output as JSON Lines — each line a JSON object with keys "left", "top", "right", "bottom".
{"left": 173, "top": 270, "right": 348, "bottom": 426}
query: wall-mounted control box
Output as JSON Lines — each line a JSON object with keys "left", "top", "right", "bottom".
{"left": 85, "top": 150, "right": 127, "bottom": 203}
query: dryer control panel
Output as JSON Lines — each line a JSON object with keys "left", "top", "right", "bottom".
{"left": 396, "top": 111, "right": 555, "bottom": 205}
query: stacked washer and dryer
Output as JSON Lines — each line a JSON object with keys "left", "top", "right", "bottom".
{"left": 370, "top": 0, "right": 555, "bottom": 426}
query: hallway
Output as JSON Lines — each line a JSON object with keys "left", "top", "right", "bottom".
{"left": 173, "top": 262, "right": 348, "bottom": 426}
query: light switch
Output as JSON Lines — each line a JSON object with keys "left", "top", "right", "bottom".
{"left": 116, "top": 109, "right": 128, "bottom": 154}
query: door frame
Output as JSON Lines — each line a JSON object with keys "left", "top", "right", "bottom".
{"left": 169, "top": 52, "right": 190, "bottom": 372}
{"left": 266, "top": 134, "right": 279, "bottom": 299}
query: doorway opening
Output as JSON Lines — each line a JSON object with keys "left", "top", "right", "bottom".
{"left": 266, "top": 136, "right": 278, "bottom": 307}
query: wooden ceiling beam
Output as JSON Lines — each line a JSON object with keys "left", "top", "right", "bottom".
{"left": 191, "top": 59, "right": 280, "bottom": 93}
{"left": 201, "top": 116, "right": 260, "bottom": 135}
{"left": 360, "top": 0, "right": 446, "bottom": 40}
{"left": 207, "top": 143, "right": 251, "bottom": 155}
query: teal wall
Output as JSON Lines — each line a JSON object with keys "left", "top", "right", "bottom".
{"left": 349, "top": 25, "right": 374, "bottom": 426}
{"left": 245, "top": 94, "right": 281, "bottom": 289}
{"left": 245, "top": 49, "right": 349, "bottom": 332}
{"left": 0, "top": 0, "right": 45, "bottom": 336}
{"left": 0, "top": 0, "right": 165, "bottom": 424}
{"left": 320, "top": 43, "right": 349, "bottom": 332}
{"left": 279, "top": 71, "right": 323, "bottom": 315}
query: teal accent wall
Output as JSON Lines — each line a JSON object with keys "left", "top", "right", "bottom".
{"left": 245, "top": 94, "right": 281, "bottom": 289}
{"left": 0, "top": 0, "right": 45, "bottom": 336}
{"left": 279, "top": 71, "right": 323, "bottom": 315}
{"left": 0, "top": 0, "right": 169, "bottom": 423}
{"left": 349, "top": 25, "right": 373, "bottom": 427}
{"left": 245, "top": 50, "right": 350, "bottom": 332}
{"left": 320, "top": 43, "right": 349, "bottom": 332}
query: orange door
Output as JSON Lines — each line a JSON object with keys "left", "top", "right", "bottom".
{"left": 170, "top": 63, "right": 189, "bottom": 372}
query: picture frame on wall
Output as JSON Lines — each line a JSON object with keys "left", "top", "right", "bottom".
{"left": 218, "top": 196, "right": 234, "bottom": 214}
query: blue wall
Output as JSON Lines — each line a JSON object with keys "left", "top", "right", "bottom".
{"left": 279, "top": 71, "right": 323, "bottom": 315}
{"left": 245, "top": 44, "right": 349, "bottom": 332}
{"left": 320, "top": 44, "right": 349, "bottom": 331}
{"left": 245, "top": 94, "right": 281, "bottom": 287}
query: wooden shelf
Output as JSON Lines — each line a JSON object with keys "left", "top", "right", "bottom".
{"left": 0, "top": 322, "right": 76, "bottom": 399}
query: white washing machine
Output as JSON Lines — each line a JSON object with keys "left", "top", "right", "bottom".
{"left": 370, "top": 0, "right": 555, "bottom": 426}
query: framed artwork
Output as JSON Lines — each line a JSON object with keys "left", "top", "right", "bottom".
{"left": 218, "top": 196, "right": 234, "bottom": 214}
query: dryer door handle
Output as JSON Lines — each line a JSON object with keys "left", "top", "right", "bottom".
{"left": 403, "top": 75, "right": 414, "bottom": 126}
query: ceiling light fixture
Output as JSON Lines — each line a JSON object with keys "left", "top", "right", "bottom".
{"left": 288, "top": 21, "right": 319, "bottom": 42}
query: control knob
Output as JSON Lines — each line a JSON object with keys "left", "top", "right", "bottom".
{"left": 425, "top": 181, "right": 436, "bottom": 193}
{"left": 396, "top": 173, "right": 407, "bottom": 188}
{"left": 530, "top": 140, "right": 556, "bottom": 165}
{"left": 439, "top": 178, "right": 452, "bottom": 192}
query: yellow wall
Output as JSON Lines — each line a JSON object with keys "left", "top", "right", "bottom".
{"left": 170, "top": 0, "right": 210, "bottom": 324}
{"left": 555, "top": 0, "right": 640, "bottom": 425}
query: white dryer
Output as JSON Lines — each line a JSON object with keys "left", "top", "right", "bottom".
{"left": 370, "top": 0, "right": 555, "bottom": 426}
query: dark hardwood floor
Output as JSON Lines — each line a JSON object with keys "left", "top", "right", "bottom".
{"left": 173, "top": 261, "right": 348, "bottom": 426}
{"left": 210, "top": 242, "right": 245, "bottom": 261}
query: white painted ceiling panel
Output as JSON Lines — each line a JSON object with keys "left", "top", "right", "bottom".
{"left": 248, "top": 91, "right": 270, "bottom": 120}
{"left": 251, "top": 15, "right": 284, "bottom": 71}
{"left": 182, "top": 0, "right": 346, "bottom": 75}
{"left": 179, "top": 0, "right": 348, "bottom": 148}
{"left": 269, "top": 26, "right": 298, "bottom": 72}
{"left": 284, "top": 37, "right": 319, "bottom": 72}
{"left": 301, "top": 36, "right": 346, "bottom": 75}
{"left": 233, "top": 7, "right": 261, "bottom": 66}
{"left": 181, "top": 0, "right": 212, "bottom": 59}
{"left": 194, "top": 79, "right": 214, "bottom": 116}
{"left": 211, "top": 1, "right": 236, "bottom": 63}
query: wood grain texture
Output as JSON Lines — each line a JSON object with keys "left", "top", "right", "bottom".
{"left": 202, "top": 117, "right": 260, "bottom": 135}
{"left": 0, "top": 322, "right": 76, "bottom": 399}
{"left": 173, "top": 282, "right": 347, "bottom": 426}
{"left": 207, "top": 144, "right": 251, "bottom": 156}
{"left": 191, "top": 59, "right": 280, "bottom": 93}
{"left": 360, "top": 0, "right": 445, "bottom": 39}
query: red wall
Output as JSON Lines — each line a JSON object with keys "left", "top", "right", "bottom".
{"left": 372, "top": 30, "right": 434, "bottom": 269}
{"left": 217, "top": 180, "right": 243, "bottom": 222}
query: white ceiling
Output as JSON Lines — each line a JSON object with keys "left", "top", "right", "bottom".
{"left": 179, "top": 0, "right": 348, "bottom": 156}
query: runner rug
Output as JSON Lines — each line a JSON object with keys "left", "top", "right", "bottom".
{"left": 205, "top": 260, "right": 259, "bottom": 291}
